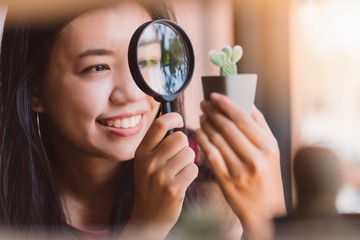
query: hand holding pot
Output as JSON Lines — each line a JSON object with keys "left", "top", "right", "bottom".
{"left": 196, "top": 93, "right": 285, "bottom": 239}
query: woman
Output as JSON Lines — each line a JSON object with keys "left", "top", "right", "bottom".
{"left": 0, "top": 0, "right": 284, "bottom": 239}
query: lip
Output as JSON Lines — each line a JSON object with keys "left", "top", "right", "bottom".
{"left": 98, "top": 111, "right": 145, "bottom": 122}
{"left": 97, "top": 112, "right": 145, "bottom": 137}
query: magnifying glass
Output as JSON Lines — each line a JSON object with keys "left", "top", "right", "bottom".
{"left": 128, "top": 19, "right": 194, "bottom": 135}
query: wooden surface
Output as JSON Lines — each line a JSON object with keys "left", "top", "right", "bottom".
{"left": 0, "top": 0, "right": 154, "bottom": 22}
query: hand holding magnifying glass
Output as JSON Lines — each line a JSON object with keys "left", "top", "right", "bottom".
{"left": 128, "top": 19, "right": 194, "bottom": 136}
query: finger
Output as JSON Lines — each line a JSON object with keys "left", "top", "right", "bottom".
{"left": 199, "top": 115, "right": 250, "bottom": 176}
{"left": 200, "top": 102, "right": 260, "bottom": 163}
{"left": 138, "top": 112, "right": 184, "bottom": 151}
{"left": 251, "top": 105, "right": 279, "bottom": 150}
{"left": 251, "top": 105, "right": 274, "bottom": 135}
{"left": 195, "top": 128, "right": 230, "bottom": 177}
{"left": 162, "top": 146, "right": 195, "bottom": 179}
{"left": 152, "top": 131, "right": 189, "bottom": 166}
{"left": 204, "top": 94, "right": 272, "bottom": 151}
{"left": 173, "top": 162, "right": 198, "bottom": 196}
{"left": 196, "top": 129, "right": 246, "bottom": 207}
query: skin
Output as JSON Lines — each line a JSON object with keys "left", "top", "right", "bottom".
{"left": 30, "top": 2, "right": 284, "bottom": 239}
{"left": 196, "top": 93, "right": 286, "bottom": 240}
{"left": 32, "top": 3, "right": 198, "bottom": 238}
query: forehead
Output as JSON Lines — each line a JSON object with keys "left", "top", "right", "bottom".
{"left": 54, "top": 3, "right": 152, "bottom": 55}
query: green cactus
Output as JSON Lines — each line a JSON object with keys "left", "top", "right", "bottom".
{"left": 208, "top": 45, "right": 243, "bottom": 76}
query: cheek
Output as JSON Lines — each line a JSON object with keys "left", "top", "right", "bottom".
{"left": 43, "top": 75, "right": 108, "bottom": 113}
{"left": 147, "top": 96, "right": 161, "bottom": 118}
{"left": 42, "top": 77, "right": 109, "bottom": 137}
{"left": 139, "top": 96, "right": 160, "bottom": 137}
{"left": 41, "top": 80, "right": 111, "bottom": 156}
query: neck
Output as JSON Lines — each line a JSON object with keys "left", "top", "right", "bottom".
{"left": 53, "top": 151, "right": 125, "bottom": 231}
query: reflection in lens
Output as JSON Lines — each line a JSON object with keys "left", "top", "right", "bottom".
{"left": 138, "top": 23, "right": 189, "bottom": 96}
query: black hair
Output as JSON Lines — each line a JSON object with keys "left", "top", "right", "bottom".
{"left": 0, "top": 0, "right": 192, "bottom": 236}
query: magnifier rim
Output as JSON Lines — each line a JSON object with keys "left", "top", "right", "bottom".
{"left": 128, "top": 19, "right": 194, "bottom": 102}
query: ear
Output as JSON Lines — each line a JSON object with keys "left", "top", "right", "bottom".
{"left": 31, "top": 85, "right": 45, "bottom": 113}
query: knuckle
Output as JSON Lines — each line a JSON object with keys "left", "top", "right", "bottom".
{"left": 258, "top": 111, "right": 265, "bottom": 121}
{"left": 173, "top": 131, "right": 189, "bottom": 146}
{"left": 270, "top": 146, "right": 280, "bottom": 157}
{"left": 186, "top": 147, "right": 196, "bottom": 162}
{"left": 258, "top": 111, "right": 266, "bottom": 122}
{"left": 179, "top": 147, "right": 195, "bottom": 164}
{"left": 264, "top": 140, "right": 280, "bottom": 157}
{"left": 231, "top": 171, "right": 251, "bottom": 188}
{"left": 248, "top": 160, "right": 260, "bottom": 175}
{"left": 153, "top": 117, "right": 168, "bottom": 132}
{"left": 181, "top": 163, "right": 198, "bottom": 185}
{"left": 189, "top": 163, "right": 199, "bottom": 178}
{"left": 235, "top": 114, "right": 250, "bottom": 129}
{"left": 173, "top": 112, "right": 183, "bottom": 121}
{"left": 231, "top": 174, "right": 244, "bottom": 186}
{"left": 167, "top": 112, "right": 184, "bottom": 127}
{"left": 154, "top": 113, "right": 184, "bottom": 132}
{"left": 146, "top": 157, "right": 158, "bottom": 174}
{"left": 145, "top": 164, "right": 154, "bottom": 176}
{"left": 251, "top": 151, "right": 262, "bottom": 165}
{"left": 166, "top": 185, "right": 180, "bottom": 199}
{"left": 155, "top": 171, "right": 169, "bottom": 187}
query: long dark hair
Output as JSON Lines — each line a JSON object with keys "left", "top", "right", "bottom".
{"left": 0, "top": 0, "right": 189, "bottom": 234}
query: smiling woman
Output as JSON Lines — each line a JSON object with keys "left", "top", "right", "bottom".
{"left": 0, "top": 0, "right": 285, "bottom": 239}
{"left": 0, "top": 1, "right": 197, "bottom": 238}
{"left": 39, "top": 4, "right": 163, "bottom": 161}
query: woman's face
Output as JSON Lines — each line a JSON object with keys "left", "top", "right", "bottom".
{"left": 39, "top": 3, "right": 160, "bottom": 161}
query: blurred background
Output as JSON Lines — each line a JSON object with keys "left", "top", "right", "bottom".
{"left": 1, "top": 0, "right": 360, "bottom": 215}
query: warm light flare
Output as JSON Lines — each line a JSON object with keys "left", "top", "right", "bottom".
{"left": 297, "top": 0, "right": 360, "bottom": 54}
{"left": 291, "top": 0, "right": 360, "bottom": 213}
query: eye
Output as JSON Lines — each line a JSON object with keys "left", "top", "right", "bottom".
{"left": 82, "top": 64, "right": 110, "bottom": 73}
{"left": 138, "top": 59, "right": 159, "bottom": 69}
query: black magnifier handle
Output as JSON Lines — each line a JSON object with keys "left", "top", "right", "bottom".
{"left": 128, "top": 19, "right": 195, "bottom": 138}
{"left": 161, "top": 101, "right": 172, "bottom": 115}
{"left": 161, "top": 101, "right": 174, "bottom": 137}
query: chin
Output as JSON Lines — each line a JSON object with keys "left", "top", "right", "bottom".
{"left": 102, "top": 136, "right": 143, "bottom": 159}
{"left": 109, "top": 150, "right": 136, "bottom": 162}
{"left": 93, "top": 144, "right": 135, "bottom": 162}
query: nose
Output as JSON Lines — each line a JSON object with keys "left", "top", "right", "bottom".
{"left": 109, "top": 67, "right": 145, "bottom": 104}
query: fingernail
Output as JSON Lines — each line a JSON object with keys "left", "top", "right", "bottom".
{"left": 210, "top": 92, "right": 219, "bottom": 100}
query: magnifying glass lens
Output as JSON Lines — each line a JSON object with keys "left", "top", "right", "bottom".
{"left": 137, "top": 23, "right": 189, "bottom": 95}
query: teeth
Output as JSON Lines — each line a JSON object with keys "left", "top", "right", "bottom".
{"left": 104, "top": 115, "right": 141, "bottom": 129}
{"left": 106, "top": 120, "right": 114, "bottom": 127}
{"left": 122, "top": 118, "right": 130, "bottom": 128}
{"left": 114, "top": 119, "right": 121, "bottom": 128}
{"left": 129, "top": 116, "right": 137, "bottom": 127}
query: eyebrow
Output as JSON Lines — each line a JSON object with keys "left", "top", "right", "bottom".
{"left": 78, "top": 49, "right": 114, "bottom": 59}
{"left": 139, "top": 39, "right": 159, "bottom": 47}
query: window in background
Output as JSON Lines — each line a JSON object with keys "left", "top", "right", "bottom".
{"left": 291, "top": 0, "right": 360, "bottom": 213}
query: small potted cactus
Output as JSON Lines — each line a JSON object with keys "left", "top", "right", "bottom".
{"left": 201, "top": 45, "right": 257, "bottom": 114}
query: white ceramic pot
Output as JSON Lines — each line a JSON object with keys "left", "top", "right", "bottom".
{"left": 201, "top": 74, "right": 257, "bottom": 114}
